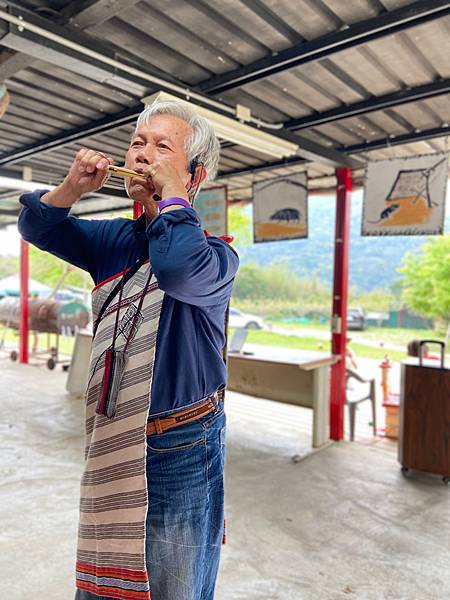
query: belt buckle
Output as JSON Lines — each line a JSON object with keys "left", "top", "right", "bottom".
{"left": 211, "top": 392, "right": 219, "bottom": 413}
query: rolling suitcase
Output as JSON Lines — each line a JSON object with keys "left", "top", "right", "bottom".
{"left": 398, "top": 340, "right": 450, "bottom": 484}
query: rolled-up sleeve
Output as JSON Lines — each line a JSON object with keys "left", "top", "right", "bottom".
{"left": 18, "top": 190, "right": 107, "bottom": 279}
{"left": 146, "top": 207, "right": 239, "bottom": 307}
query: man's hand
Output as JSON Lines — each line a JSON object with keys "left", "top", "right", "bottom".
{"left": 42, "top": 149, "right": 114, "bottom": 208}
{"left": 144, "top": 161, "right": 190, "bottom": 205}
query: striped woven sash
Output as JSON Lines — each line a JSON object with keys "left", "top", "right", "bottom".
{"left": 76, "top": 262, "right": 164, "bottom": 599}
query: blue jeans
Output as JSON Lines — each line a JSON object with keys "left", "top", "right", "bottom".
{"left": 75, "top": 402, "right": 227, "bottom": 600}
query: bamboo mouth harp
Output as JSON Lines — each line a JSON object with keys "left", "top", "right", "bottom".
{"left": 107, "top": 165, "right": 146, "bottom": 180}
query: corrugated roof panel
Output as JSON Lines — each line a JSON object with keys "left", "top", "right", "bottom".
{"left": 313, "top": 122, "right": 366, "bottom": 146}
{"left": 7, "top": 89, "right": 80, "bottom": 127}
{"left": 352, "top": 110, "right": 410, "bottom": 136}
{"left": 220, "top": 148, "right": 264, "bottom": 168}
{"left": 0, "top": 140, "right": 20, "bottom": 152}
{"left": 205, "top": 0, "right": 301, "bottom": 51}
{"left": 115, "top": 5, "right": 240, "bottom": 75}
{"left": 260, "top": 0, "right": 338, "bottom": 39}
{"left": 89, "top": 18, "right": 211, "bottom": 84}
{"left": 219, "top": 88, "right": 288, "bottom": 122}
{"left": 389, "top": 102, "right": 441, "bottom": 130}
{"left": 324, "top": 0, "right": 380, "bottom": 24}
{"left": 298, "top": 128, "right": 337, "bottom": 148}
{"left": 16, "top": 69, "right": 128, "bottom": 115}
{"left": 317, "top": 49, "right": 400, "bottom": 98}
{"left": 290, "top": 61, "right": 366, "bottom": 105}
{"left": 362, "top": 30, "right": 441, "bottom": 87}
{"left": 240, "top": 79, "right": 310, "bottom": 118}
{"left": 324, "top": 116, "right": 385, "bottom": 142}
{"left": 1, "top": 112, "right": 56, "bottom": 138}
{"left": 7, "top": 77, "right": 106, "bottom": 121}
{"left": 0, "top": 122, "right": 42, "bottom": 144}
{"left": 31, "top": 62, "right": 138, "bottom": 106}
{"left": 267, "top": 71, "right": 339, "bottom": 113}
{"left": 141, "top": 0, "right": 269, "bottom": 63}
{"left": 405, "top": 18, "right": 450, "bottom": 79}
{"left": 6, "top": 101, "right": 79, "bottom": 132}
{"left": 381, "top": 0, "right": 432, "bottom": 10}
{"left": 423, "top": 96, "right": 450, "bottom": 123}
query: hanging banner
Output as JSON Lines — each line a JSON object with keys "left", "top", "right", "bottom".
{"left": 253, "top": 172, "right": 308, "bottom": 243}
{"left": 195, "top": 185, "right": 227, "bottom": 235}
{"left": 362, "top": 153, "right": 448, "bottom": 236}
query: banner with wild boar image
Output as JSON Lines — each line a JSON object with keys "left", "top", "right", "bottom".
{"left": 253, "top": 172, "right": 308, "bottom": 243}
{"left": 362, "top": 153, "right": 448, "bottom": 236}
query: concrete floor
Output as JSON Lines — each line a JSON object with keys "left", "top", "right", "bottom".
{"left": 1, "top": 359, "right": 449, "bottom": 600}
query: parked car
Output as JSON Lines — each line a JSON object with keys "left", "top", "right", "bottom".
{"left": 229, "top": 308, "right": 264, "bottom": 330}
{"left": 347, "top": 307, "right": 366, "bottom": 331}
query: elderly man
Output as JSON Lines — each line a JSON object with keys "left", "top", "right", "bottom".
{"left": 18, "top": 100, "right": 239, "bottom": 600}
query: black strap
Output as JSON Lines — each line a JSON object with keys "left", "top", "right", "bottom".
{"left": 93, "top": 258, "right": 147, "bottom": 339}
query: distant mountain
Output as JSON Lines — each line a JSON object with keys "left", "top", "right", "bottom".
{"left": 234, "top": 191, "right": 450, "bottom": 293}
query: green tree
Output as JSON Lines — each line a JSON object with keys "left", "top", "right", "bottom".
{"left": 399, "top": 236, "right": 450, "bottom": 322}
{"left": 233, "top": 261, "right": 267, "bottom": 299}
{"left": 349, "top": 289, "right": 393, "bottom": 312}
{"left": 30, "top": 246, "right": 90, "bottom": 291}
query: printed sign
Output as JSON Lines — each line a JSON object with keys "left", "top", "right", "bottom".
{"left": 362, "top": 153, "right": 448, "bottom": 236}
{"left": 253, "top": 172, "right": 308, "bottom": 242}
{"left": 195, "top": 185, "right": 227, "bottom": 235}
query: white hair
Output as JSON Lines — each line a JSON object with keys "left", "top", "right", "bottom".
{"left": 135, "top": 100, "right": 221, "bottom": 188}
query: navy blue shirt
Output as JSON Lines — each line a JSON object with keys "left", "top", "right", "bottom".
{"left": 18, "top": 190, "right": 239, "bottom": 415}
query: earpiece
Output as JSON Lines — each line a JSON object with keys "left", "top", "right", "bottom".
{"left": 190, "top": 158, "right": 199, "bottom": 183}
{"left": 187, "top": 158, "right": 204, "bottom": 207}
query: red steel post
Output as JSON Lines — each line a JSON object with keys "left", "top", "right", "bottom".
{"left": 330, "top": 168, "right": 352, "bottom": 440}
{"left": 19, "top": 238, "right": 29, "bottom": 364}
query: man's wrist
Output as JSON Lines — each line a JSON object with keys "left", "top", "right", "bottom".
{"left": 41, "top": 180, "right": 80, "bottom": 208}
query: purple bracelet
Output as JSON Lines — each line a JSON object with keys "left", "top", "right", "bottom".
{"left": 158, "top": 197, "right": 191, "bottom": 211}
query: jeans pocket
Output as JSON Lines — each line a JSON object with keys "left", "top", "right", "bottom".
{"left": 146, "top": 425, "right": 206, "bottom": 453}
{"left": 200, "top": 403, "right": 225, "bottom": 430}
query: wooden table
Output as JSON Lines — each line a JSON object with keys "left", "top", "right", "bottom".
{"left": 227, "top": 347, "right": 338, "bottom": 448}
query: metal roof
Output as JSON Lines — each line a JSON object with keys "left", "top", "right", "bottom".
{"left": 0, "top": 0, "right": 450, "bottom": 226}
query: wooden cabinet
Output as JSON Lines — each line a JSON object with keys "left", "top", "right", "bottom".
{"left": 398, "top": 356, "right": 450, "bottom": 483}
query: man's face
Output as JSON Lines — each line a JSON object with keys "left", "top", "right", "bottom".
{"left": 124, "top": 114, "right": 192, "bottom": 203}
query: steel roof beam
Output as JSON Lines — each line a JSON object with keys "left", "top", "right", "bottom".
{"left": 342, "top": 124, "right": 450, "bottom": 153}
{"left": 218, "top": 156, "right": 308, "bottom": 179}
{"left": 0, "top": 105, "right": 141, "bottom": 165}
{"left": 239, "top": 0, "right": 303, "bottom": 45}
{"left": 200, "top": 0, "right": 450, "bottom": 94}
{"left": 286, "top": 79, "right": 450, "bottom": 130}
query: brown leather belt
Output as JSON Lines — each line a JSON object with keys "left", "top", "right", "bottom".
{"left": 146, "top": 393, "right": 220, "bottom": 436}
